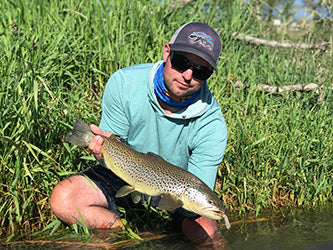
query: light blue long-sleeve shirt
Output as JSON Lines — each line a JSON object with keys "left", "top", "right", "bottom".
{"left": 99, "top": 61, "right": 227, "bottom": 190}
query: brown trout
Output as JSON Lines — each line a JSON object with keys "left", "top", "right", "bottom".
{"left": 65, "top": 119, "right": 230, "bottom": 229}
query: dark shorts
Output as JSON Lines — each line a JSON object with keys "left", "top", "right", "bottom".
{"left": 78, "top": 164, "right": 199, "bottom": 222}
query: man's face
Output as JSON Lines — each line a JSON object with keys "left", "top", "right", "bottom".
{"left": 162, "top": 44, "right": 213, "bottom": 98}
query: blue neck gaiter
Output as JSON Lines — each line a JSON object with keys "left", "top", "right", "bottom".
{"left": 153, "top": 63, "right": 200, "bottom": 109}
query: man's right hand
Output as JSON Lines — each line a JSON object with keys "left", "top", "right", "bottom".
{"left": 88, "top": 124, "right": 112, "bottom": 160}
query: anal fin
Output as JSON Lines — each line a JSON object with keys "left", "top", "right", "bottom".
{"left": 131, "top": 191, "right": 142, "bottom": 204}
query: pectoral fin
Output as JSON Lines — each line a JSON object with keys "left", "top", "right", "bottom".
{"left": 115, "top": 185, "right": 135, "bottom": 198}
{"left": 158, "top": 194, "right": 183, "bottom": 211}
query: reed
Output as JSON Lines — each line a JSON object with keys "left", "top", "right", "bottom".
{"left": 0, "top": 0, "right": 332, "bottom": 239}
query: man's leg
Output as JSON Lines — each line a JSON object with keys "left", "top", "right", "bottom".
{"left": 50, "top": 175, "right": 122, "bottom": 230}
{"left": 182, "top": 216, "right": 228, "bottom": 248}
{"left": 182, "top": 216, "right": 217, "bottom": 241}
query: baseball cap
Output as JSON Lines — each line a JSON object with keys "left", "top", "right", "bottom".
{"left": 169, "top": 21, "right": 222, "bottom": 70}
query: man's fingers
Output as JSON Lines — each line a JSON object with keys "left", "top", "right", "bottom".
{"left": 88, "top": 124, "right": 112, "bottom": 160}
{"left": 96, "top": 135, "right": 104, "bottom": 146}
{"left": 90, "top": 124, "right": 102, "bottom": 134}
{"left": 90, "top": 124, "right": 112, "bottom": 137}
{"left": 88, "top": 135, "right": 104, "bottom": 160}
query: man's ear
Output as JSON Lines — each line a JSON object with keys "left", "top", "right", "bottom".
{"left": 162, "top": 43, "right": 171, "bottom": 62}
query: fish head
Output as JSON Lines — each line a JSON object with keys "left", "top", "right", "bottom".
{"left": 183, "top": 187, "right": 227, "bottom": 221}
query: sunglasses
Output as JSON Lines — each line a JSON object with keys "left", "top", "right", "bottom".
{"left": 170, "top": 52, "right": 213, "bottom": 81}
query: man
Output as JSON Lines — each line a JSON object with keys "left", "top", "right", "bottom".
{"left": 50, "top": 21, "right": 227, "bottom": 243}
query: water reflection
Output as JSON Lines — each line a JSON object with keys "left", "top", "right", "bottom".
{"left": 192, "top": 231, "right": 229, "bottom": 250}
{"left": 1, "top": 206, "right": 332, "bottom": 249}
{"left": 223, "top": 206, "right": 333, "bottom": 250}
{"left": 121, "top": 206, "right": 333, "bottom": 249}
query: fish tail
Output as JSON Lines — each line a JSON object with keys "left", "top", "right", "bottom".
{"left": 65, "top": 119, "right": 95, "bottom": 147}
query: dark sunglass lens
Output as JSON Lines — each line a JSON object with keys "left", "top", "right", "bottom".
{"left": 193, "top": 68, "right": 213, "bottom": 81}
{"left": 171, "top": 53, "right": 188, "bottom": 72}
{"left": 171, "top": 52, "right": 213, "bottom": 81}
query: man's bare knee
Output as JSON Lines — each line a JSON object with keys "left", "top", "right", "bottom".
{"left": 50, "top": 175, "right": 109, "bottom": 225}
{"left": 50, "top": 178, "right": 75, "bottom": 223}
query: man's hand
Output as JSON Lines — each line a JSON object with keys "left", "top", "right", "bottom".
{"left": 88, "top": 124, "right": 112, "bottom": 160}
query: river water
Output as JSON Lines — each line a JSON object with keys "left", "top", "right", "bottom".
{"left": 1, "top": 206, "right": 332, "bottom": 249}
{"left": 124, "top": 206, "right": 333, "bottom": 250}
{"left": 222, "top": 207, "right": 333, "bottom": 250}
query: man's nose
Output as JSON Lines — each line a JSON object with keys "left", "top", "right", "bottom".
{"left": 182, "top": 68, "right": 194, "bottom": 80}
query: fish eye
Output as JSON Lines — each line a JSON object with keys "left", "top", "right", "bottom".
{"left": 208, "top": 199, "right": 214, "bottom": 205}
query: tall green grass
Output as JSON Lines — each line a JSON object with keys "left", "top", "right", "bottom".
{"left": 0, "top": 0, "right": 332, "bottom": 239}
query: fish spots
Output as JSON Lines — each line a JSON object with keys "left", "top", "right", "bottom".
{"left": 101, "top": 134, "right": 227, "bottom": 220}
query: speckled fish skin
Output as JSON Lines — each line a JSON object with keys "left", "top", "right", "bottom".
{"left": 65, "top": 119, "right": 230, "bottom": 228}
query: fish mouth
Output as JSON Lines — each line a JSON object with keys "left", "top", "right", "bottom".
{"left": 211, "top": 210, "right": 223, "bottom": 216}
{"left": 210, "top": 210, "right": 231, "bottom": 230}
{"left": 203, "top": 208, "right": 225, "bottom": 219}
{"left": 208, "top": 209, "right": 225, "bottom": 218}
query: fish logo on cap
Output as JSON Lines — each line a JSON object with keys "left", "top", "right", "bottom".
{"left": 188, "top": 32, "right": 214, "bottom": 51}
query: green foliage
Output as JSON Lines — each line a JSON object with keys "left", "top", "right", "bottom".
{"left": 0, "top": 0, "right": 332, "bottom": 240}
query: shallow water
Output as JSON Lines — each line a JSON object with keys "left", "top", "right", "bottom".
{"left": 125, "top": 207, "right": 333, "bottom": 250}
{"left": 222, "top": 207, "right": 333, "bottom": 250}
{"left": 2, "top": 207, "right": 333, "bottom": 250}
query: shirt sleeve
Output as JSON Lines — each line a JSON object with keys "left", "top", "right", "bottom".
{"left": 187, "top": 110, "right": 227, "bottom": 190}
{"left": 99, "top": 70, "right": 130, "bottom": 139}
